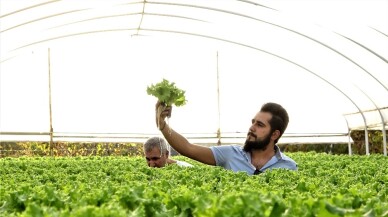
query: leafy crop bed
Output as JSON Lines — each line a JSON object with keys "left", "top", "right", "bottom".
{"left": 1, "top": 153, "right": 387, "bottom": 216}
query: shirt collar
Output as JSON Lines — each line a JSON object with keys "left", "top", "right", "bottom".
{"left": 274, "top": 144, "right": 282, "bottom": 159}
{"left": 246, "top": 145, "right": 284, "bottom": 171}
{"left": 261, "top": 145, "right": 283, "bottom": 170}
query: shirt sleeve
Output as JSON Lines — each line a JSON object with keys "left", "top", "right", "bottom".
{"left": 176, "top": 160, "right": 193, "bottom": 167}
{"left": 210, "top": 145, "right": 235, "bottom": 167}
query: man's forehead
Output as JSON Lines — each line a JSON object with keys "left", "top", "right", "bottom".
{"left": 254, "top": 112, "right": 272, "bottom": 123}
{"left": 145, "top": 147, "right": 161, "bottom": 155}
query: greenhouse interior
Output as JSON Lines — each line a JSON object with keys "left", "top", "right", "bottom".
{"left": 1, "top": 1, "right": 388, "bottom": 216}
{"left": 1, "top": 0, "right": 387, "bottom": 154}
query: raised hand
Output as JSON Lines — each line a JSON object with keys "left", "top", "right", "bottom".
{"left": 155, "top": 101, "right": 172, "bottom": 130}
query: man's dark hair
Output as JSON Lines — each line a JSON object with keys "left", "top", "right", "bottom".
{"left": 260, "top": 102, "right": 289, "bottom": 144}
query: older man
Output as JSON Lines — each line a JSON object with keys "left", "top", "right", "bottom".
{"left": 143, "top": 136, "right": 193, "bottom": 168}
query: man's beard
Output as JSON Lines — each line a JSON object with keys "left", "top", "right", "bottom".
{"left": 243, "top": 132, "right": 272, "bottom": 152}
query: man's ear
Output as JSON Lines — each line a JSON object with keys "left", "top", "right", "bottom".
{"left": 271, "top": 130, "right": 281, "bottom": 141}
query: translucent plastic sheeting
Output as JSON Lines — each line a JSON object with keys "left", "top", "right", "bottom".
{"left": 344, "top": 108, "right": 388, "bottom": 130}
{"left": 1, "top": 0, "right": 387, "bottom": 145}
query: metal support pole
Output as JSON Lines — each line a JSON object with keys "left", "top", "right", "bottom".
{"left": 48, "top": 48, "right": 54, "bottom": 155}
{"left": 345, "top": 119, "right": 352, "bottom": 156}
{"left": 216, "top": 51, "right": 221, "bottom": 146}
{"left": 357, "top": 89, "right": 386, "bottom": 156}
{"left": 382, "top": 127, "right": 387, "bottom": 156}
{"left": 364, "top": 127, "right": 369, "bottom": 155}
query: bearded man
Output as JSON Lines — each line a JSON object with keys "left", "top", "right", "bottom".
{"left": 154, "top": 102, "right": 297, "bottom": 175}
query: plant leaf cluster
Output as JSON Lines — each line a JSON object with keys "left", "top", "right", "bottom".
{"left": 146, "top": 79, "right": 187, "bottom": 107}
{"left": 2, "top": 154, "right": 388, "bottom": 216}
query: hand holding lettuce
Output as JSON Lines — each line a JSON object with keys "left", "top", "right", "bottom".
{"left": 146, "top": 79, "right": 187, "bottom": 130}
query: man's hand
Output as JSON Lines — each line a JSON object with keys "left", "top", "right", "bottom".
{"left": 155, "top": 101, "right": 172, "bottom": 130}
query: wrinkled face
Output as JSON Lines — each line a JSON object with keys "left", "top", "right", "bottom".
{"left": 145, "top": 147, "right": 168, "bottom": 168}
{"left": 243, "top": 111, "right": 274, "bottom": 152}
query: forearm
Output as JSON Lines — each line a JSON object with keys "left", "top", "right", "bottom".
{"left": 160, "top": 122, "right": 193, "bottom": 156}
{"left": 159, "top": 122, "right": 216, "bottom": 165}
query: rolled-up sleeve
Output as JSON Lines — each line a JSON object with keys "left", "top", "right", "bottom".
{"left": 210, "top": 145, "right": 233, "bottom": 167}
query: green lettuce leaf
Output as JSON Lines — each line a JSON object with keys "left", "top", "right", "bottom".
{"left": 146, "top": 79, "right": 187, "bottom": 107}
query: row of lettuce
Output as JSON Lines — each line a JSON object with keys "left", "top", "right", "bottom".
{"left": 1, "top": 152, "right": 387, "bottom": 216}
{"left": 1, "top": 131, "right": 387, "bottom": 157}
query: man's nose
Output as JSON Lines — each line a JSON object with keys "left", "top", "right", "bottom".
{"left": 149, "top": 161, "right": 156, "bottom": 167}
{"left": 249, "top": 125, "right": 255, "bottom": 133}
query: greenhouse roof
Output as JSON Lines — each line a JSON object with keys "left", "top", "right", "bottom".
{"left": 1, "top": 0, "right": 387, "bottom": 145}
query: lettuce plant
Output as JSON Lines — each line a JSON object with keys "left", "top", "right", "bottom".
{"left": 146, "top": 79, "right": 187, "bottom": 107}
